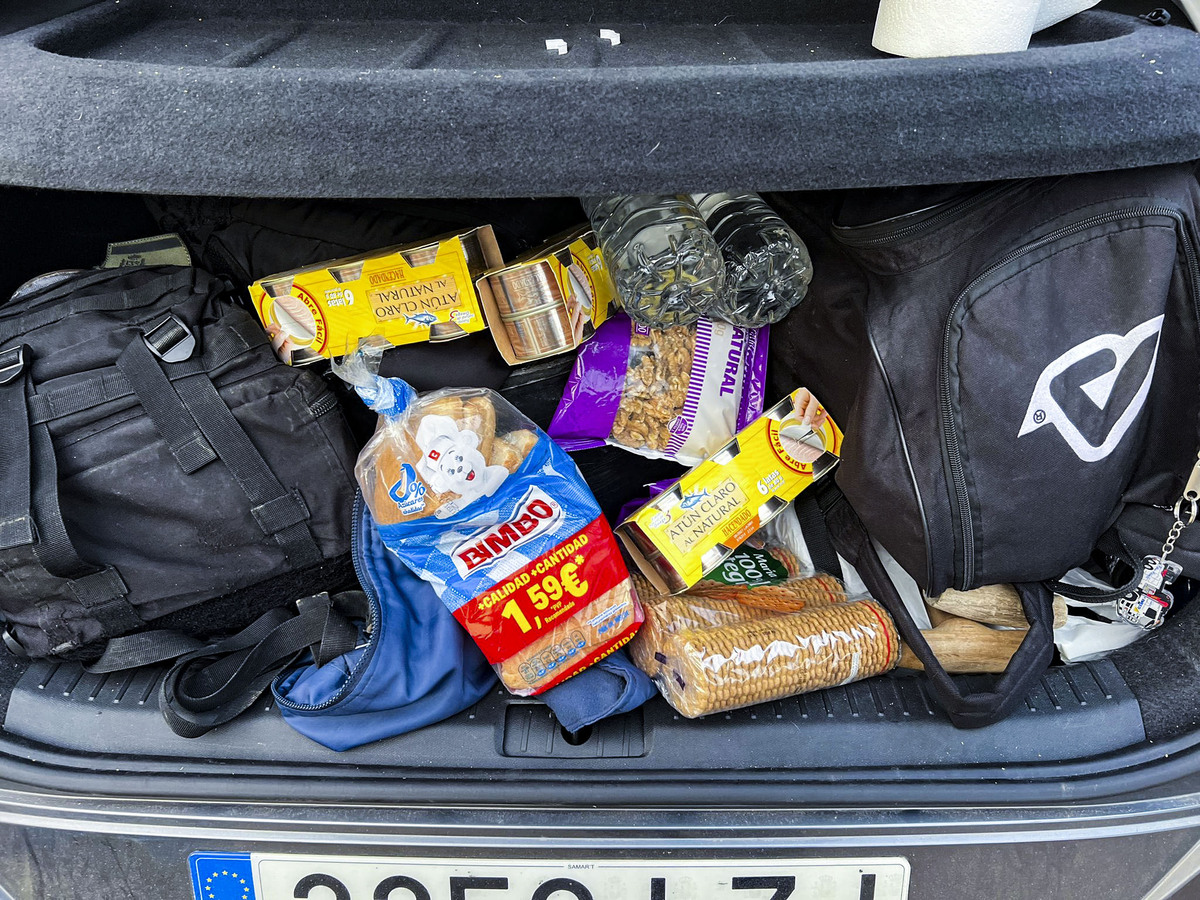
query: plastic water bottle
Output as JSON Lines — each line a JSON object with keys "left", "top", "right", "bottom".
{"left": 694, "top": 192, "right": 813, "bottom": 327}
{"left": 580, "top": 195, "right": 725, "bottom": 328}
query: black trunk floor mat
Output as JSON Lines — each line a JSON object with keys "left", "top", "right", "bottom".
{"left": 2, "top": 658, "right": 1142, "bottom": 770}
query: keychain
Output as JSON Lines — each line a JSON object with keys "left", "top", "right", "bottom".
{"left": 1115, "top": 451, "right": 1200, "bottom": 630}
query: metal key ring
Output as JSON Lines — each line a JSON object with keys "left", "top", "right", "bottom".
{"left": 1174, "top": 496, "right": 1199, "bottom": 526}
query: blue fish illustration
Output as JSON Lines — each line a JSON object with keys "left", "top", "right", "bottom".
{"left": 679, "top": 490, "right": 710, "bottom": 510}
{"left": 404, "top": 312, "right": 438, "bottom": 326}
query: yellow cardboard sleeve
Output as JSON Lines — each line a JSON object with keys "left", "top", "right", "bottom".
{"left": 248, "top": 226, "right": 502, "bottom": 365}
{"left": 476, "top": 228, "right": 617, "bottom": 364}
{"left": 618, "top": 388, "right": 843, "bottom": 593}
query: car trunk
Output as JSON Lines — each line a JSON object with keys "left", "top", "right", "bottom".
{"left": 1, "top": 0, "right": 1200, "bottom": 810}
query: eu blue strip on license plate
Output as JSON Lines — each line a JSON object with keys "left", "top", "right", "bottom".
{"left": 189, "top": 852, "right": 910, "bottom": 900}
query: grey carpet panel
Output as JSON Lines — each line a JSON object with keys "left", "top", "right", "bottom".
{"left": 1, "top": 2, "right": 1199, "bottom": 199}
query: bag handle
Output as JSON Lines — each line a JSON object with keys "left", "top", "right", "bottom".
{"left": 817, "top": 481, "right": 1055, "bottom": 728}
{"left": 89, "top": 591, "right": 366, "bottom": 738}
{"left": 1045, "top": 530, "right": 1143, "bottom": 605}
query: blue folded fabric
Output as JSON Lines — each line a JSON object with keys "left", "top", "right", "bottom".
{"left": 539, "top": 647, "right": 657, "bottom": 733}
{"left": 273, "top": 493, "right": 656, "bottom": 750}
{"left": 272, "top": 495, "right": 497, "bottom": 751}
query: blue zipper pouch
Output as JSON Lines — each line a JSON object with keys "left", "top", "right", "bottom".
{"left": 274, "top": 492, "right": 657, "bottom": 751}
{"left": 272, "top": 494, "right": 497, "bottom": 751}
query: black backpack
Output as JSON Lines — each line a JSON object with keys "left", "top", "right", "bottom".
{"left": 770, "top": 162, "right": 1200, "bottom": 726}
{"left": 0, "top": 265, "right": 358, "bottom": 658}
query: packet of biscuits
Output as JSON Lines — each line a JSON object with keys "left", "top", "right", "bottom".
{"left": 628, "top": 572, "right": 900, "bottom": 717}
{"left": 336, "top": 339, "right": 643, "bottom": 696}
{"left": 548, "top": 312, "right": 769, "bottom": 466}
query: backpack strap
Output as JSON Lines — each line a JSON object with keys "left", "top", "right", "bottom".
{"left": 0, "top": 344, "right": 141, "bottom": 647}
{"left": 792, "top": 490, "right": 844, "bottom": 580}
{"left": 117, "top": 313, "right": 323, "bottom": 567}
{"left": 116, "top": 316, "right": 219, "bottom": 473}
{"left": 815, "top": 479, "right": 1055, "bottom": 729}
{"left": 88, "top": 591, "right": 365, "bottom": 738}
{"left": 0, "top": 347, "right": 34, "bottom": 551}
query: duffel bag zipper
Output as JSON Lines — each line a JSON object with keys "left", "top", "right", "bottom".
{"left": 833, "top": 181, "right": 1025, "bottom": 248}
{"left": 273, "top": 492, "right": 379, "bottom": 713}
{"left": 942, "top": 205, "right": 1199, "bottom": 589}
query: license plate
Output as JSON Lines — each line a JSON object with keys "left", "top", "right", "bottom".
{"left": 190, "top": 852, "right": 909, "bottom": 900}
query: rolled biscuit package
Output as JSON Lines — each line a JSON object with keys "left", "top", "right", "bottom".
{"left": 338, "top": 341, "right": 643, "bottom": 696}
{"left": 629, "top": 573, "right": 900, "bottom": 717}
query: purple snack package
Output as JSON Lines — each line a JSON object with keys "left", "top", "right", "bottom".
{"left": 615, "top": 478, "right": 677, "bottom": 525}
{"left": 738, "top": 325, "right": 770, "bottom": 431}
{"left": 546, "top": 314, "right": 633, "bottom": 453}
{"left": 549, "top": 312, "right": 769, "bottom": 466}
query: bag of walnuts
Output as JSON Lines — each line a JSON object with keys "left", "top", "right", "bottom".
{"left": 549, "top": 312, "right": 769, "bottom": 465}
{"left": 337, "top": 340, "right": 643, "bottom": 696}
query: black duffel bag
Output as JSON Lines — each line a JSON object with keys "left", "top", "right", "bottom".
{"left": 771, "top": 162, "right": 1200, "bottom": 726}
{"left": 0, "top": 265, "right": 358, "bottom": 658}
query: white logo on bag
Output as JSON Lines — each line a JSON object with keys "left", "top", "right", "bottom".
{"left": 452, "top": 486, "right": 562, "bottom": 577}
{"left": 1017, "top": 315, "right": 1164, "bottom": 462}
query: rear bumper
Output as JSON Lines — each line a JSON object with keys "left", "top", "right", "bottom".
{"left": 2, "top": 783, "right": 1200, "bottom": 900}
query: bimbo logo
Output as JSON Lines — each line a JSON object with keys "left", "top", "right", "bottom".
{"left": 1018, "top": 315, "right": 1164, "bottom": 462}
{"left": 453, "top": 487, "right": 562, "bottom": 577}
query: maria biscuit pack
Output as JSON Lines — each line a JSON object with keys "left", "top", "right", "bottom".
{"left": 249, "top": 226, "right": 502, "bottom": 364}
{"left": 618, "top": 388, "right": 843, "bottom": 593}
{"left": 628, "top": 572, "right": 900, "bottom": 718}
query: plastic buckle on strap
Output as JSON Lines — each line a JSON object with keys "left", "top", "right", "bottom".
{"left": 143, "top": 315, "right": 196, "bottom": 363}
{"left": 0, "top": 346, "right": 27, "bottom": 385}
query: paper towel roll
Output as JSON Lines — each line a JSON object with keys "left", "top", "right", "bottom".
{"left": 1174, "top": 0, "right": 1199, "bottom": 29}
{"left": 1033, "top": 0, "right": 1102, "bottom": 30}
{"left": 873, "top": 0, "right": 1100, "bottom": 58}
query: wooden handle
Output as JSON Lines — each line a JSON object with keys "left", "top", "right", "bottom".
{"left": 898, "top": 613, "right": 1027, "bottom": 674}
{"left": 929, "top": 584, "right": 1067, "bottom": 630}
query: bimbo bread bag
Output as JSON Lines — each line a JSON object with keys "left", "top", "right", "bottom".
{"left": 337, "top": 341, "right": 643, "bottom": 695}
